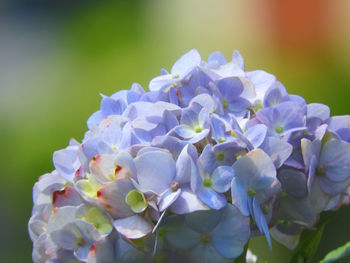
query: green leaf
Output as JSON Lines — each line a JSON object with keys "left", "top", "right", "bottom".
{"left": 320, "top": 241, "right": 350, "bottom": 263}
{"left": 289, "top": 221, "right": 327, "bottom": 263}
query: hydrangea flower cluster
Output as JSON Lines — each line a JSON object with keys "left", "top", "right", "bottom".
{"left": 29, "top": 49, "right": 350, "bottom": 263}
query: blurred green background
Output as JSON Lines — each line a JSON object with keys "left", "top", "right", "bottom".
{"left": 1, "top": 0, "right": 350, "bottom": 262}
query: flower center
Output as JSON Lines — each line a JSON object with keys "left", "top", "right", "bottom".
{"left": 223, "top": 100, "right": 229, "bottom": 109}
{"left": 316, "top": 165, "right": 326, "bottom": 176}
{"left": 275, "top": 125, "right": 284, "bottom": 134}
{"left": 200, "top": 234, "right": 211, "bottom": 244}
{"left": 194, "top": 126, "right": 202, "bottom": 133}
{"left": 216, "top": 153, "right": 225, "bottom": 162}
{"left": 170, "top": 181, "right": 180, "bottom": 191}
{"left": 218, "top": 137, "right": 226, "bottom": 143}
{"left": 203, "top": 178, "right": 212, "bottom": 187}
{"left": 247, "top": 188, "right": 256, "bottom": 196}
{"left": 76, "top": 237, "right": 85, "bottom": 247}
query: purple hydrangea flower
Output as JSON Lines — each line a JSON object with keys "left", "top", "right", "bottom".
{"left": 29, "top": 49, "right": 350, "bottom": 262}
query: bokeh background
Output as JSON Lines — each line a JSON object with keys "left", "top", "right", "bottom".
{"left": 1, "top": 0, "right": 350, "bottom": 262}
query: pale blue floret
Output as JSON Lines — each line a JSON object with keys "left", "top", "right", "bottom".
{"left": 162, "top": 204, "right": 250, "bottom": 263}
{"left": 231, "top": 148, "right": 277, "bottom": 249}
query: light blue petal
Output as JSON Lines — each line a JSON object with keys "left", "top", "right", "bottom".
{"left": 164, "top": 217, "right": 201, "bottom": 249}
{"left": 189, "top": 243, "right": 229, "bottom": 263}
{"left": 307, "top": 103, "right": 330, "bottom": 121}
{"left": 260, "top": 137, "right": 293, "bottom": 168}
{"left": 246, "top": 70, "right": 276, "bottom": 94}
{"left": 171, "top": 49, "right": 201, "bottom": 76}
{"left": 173, "top": 124, "right": 196, "bottom": 139}
{"left": 208, "top": 51, "right": 227, "bottom": 66}
{"left": 196, "top": 187, "right": 227, "bottom": 210}
{"left": 158, "top": 188, "right": 181, "bottom": 212}
{"left": 175, "top": 144, "right": 196, "bottom": 184}
{"left": 277, "top": 168, "right": 307, "bottom": 198}
{"left": 87, "top": 111, "right": 104, "bottom": 130}
{"left": 263, "top": 81, "right": 288, "bottom": 108}
{"left": 245, "top": 124, "right": 267, "bottom": 148}
{"left": 134, "top": 151, "right": 176, "bottom": 194}
{"left": 170, "top": 186, "right": 209, "bottom": 214}
{"left": 252, "top": 197, "right": 272, "bottom": 250}
{"left": 188, "top": 129, "right": 210, "bottom": 144}
{"left": 185, "top": 208, "right": 222, "bottom": 233}
{"left": 100, "top": 97, "right": 125, "bottom": 116}
{"left": 231, "top": 177, "right": 249, "bottom": 216}
{"left": 301, "top": 138, "right": 321, "bottom": 173}
{"left": 53, "top": 144, "right": 80, "bottom": 183}
{"left": 232, "top": 148, "right": 276, "bottom": 190}
{"left": 148, "top": 74, "right": 174, "bottom": 92}
{"left": 211, "top": 166, "right": 234, "bottom": 193}
{"left": 320, "top": 139, "right": 350, "bottom": 182}
{"left": 232, "top": 50, "right": 244, "bottom": 70}
{"left": 190, "top": 94, "right": 215, "bottom": 113}
{"left": 211, "top": 204, "right": 250, "bottom": 259}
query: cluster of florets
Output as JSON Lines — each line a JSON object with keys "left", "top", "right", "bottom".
{"left": 29, "top": 49, "right": 350, "bottom": 263}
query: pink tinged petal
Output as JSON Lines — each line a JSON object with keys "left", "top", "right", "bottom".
{"left": 89, "top": 154, "right": 116, "bottom": 184}
{"left": 158, "top": 188, "right": 181, "bottom": 212}
{"left": 47, "top": 206, "right": 79, "bottom": 233}
{"left": 52, "top": 186, "right": 83, "bottom": 208}
{"left": 50, "top": 220, "right": 101, "bottom": 261}
{"left": 97, "top": 179, "right": 134, "bottom": 218}
{"left": 87, "top": 236, "right": 116, "bottom": 263}
{"left": 113, "top": 215, "right": 152, "bottom": 239}
{"left": 36, "top": 172, "right": 66, "bottom": 196}
{"left": 170, "top": 186, "right": 209, "bottom": 214}
{"left": 171, "top": 49, "right": 201, "bottom": 76}
{"left": 134, "top": 151, "right": 176, "bottom": 194}
{"left": 114, "top": 151, "right": 137, "bottom": 180}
